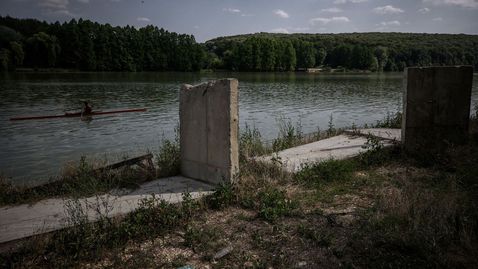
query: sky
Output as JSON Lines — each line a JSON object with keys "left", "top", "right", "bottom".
{"left": 1, "top": 0, "right": 477, "bottom": 42}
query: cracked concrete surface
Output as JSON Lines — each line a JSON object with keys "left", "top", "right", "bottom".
{"left": 0, "top": 176, "right": 213, "bottom": 244}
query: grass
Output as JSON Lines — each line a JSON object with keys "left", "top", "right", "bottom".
{"left": 0, "top": 135, "right": 182, "bottom": 206}
{"left": 373, "top": 111, "right": 402, "bottom": 129}
{"left": 183, "top": 225, "right": 225, "bottom": 260}
{"left": 2, "top": 112, "right": 478, "bottom": 268}
{"left": 272, "top": 117, "right": 304, "bottom": 152}
{"left": 3, "top": 142, "right": 478, "bottom": 268}
{"left": 327, "top": 114, "right": 336, "bottom": 136}
{"left": 240, "top": 115, "right": 348, "bottom": 161}
{"left": 348, "top": 168, "right": 478, "bottom": 268}
{"left": 296, "top": 159, "right": 357, "bottom": 187}
{"left": 297, "top": 223, "right": 332, "bottom": 248}
{"left": 156, "top": 133, "right": 181, "bottom": 178}
{"left": 1, "top": 193, "right": 197, "bottom": 268}
{"left": 0, "top": 156, "right": 150, "bottom": 206}
{"left": 256, "top": 187, "right": 297, "bottom": 221}
{"left": 204, "top": 182, "right": 236, "bottom": 210}
{"left": 240, "top": 123, "right": 266, "bottom": 158}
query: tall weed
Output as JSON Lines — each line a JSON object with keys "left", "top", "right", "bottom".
{"left": 272, "top": 117, "right": 303, "bottom": 152}
{"left": 156, "top": 127, "right": 180, "bottom": 177}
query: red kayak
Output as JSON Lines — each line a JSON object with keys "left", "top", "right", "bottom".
{"left": 10, "top": 108, "right": 147, "bottom": 121}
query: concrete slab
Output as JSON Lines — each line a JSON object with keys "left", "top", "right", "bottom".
{"left": 256, "top": 128, "right": 400, "bottom": 172}
{"left": 402, "top": 66, "right": 473, "bottom": 152}
{"left": 0, "top": 176, "right": 213, "bottom": 244}
{"left": 180, "top": 79, "right": 239, "bottom": 184}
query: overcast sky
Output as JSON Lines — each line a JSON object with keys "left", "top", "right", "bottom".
{"left": 1, "top": 0, "right": 477, "bottom": 42}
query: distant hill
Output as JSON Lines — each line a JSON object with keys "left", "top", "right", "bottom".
{"left": 204, "top": 32, "right": 478, "bottom": 72}
{"left": 207, "top": 32, "right": 478, "bottom": 47}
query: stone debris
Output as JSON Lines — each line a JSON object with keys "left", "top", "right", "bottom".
{"left": 213, "top": 245, "right": 233, "bottom": 260}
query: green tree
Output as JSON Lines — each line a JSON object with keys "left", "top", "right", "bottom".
{"left": 315, "top": 47, "right": 327, "bottom": 66}
{"left": 374, "top": 46, "right": 388, "bottom": 72}
{"left": 0, "top": 48, "right": 10, "bottom": 71}
{"left": 26, "top": 32, "right": 61, "bottom": 68}
{"left": 0, "top": 25, "right": 22, "bottom": 47}
{"left": 351, "top": 45, "right": 375, "bottom": 70}
{"left": 223, "top": 49, "right": 236, "bottom": 70}
{"left": 282, "top": 41, "right": 296, "bottom": 71}
{"left": 260, "top": 38, "right": 276, "bottom": 71}
{"left": 57, "top": 19, "right": 80, "bottom": 68}
{"left": 9, "top": 41, "right": 24, "bottom": 68}
{"left": 327, "top": 45, "right": 352, "bottom": 68}
{"left": 3, "top": 16, "right": 478, "bottom": 72}
{"left": 294, "top": 40, "right": 316, "bottom": 68}
{"left": 77, "top": 19, "right": 97, "bottom": 70}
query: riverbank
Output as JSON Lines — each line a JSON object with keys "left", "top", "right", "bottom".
{"left": 1, "top": 72, "right": 414, "bottom": 181}
{"left": 2, "top": 112, "right": 478, "bottom": 268}
{"left": 0, "top": 111, "right": 402, "bottom": 206}
{"left": 0, "top": 135, "right": 180, "bottom": 206}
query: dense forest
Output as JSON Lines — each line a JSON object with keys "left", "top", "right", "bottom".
{"left": 0, "top": 16, "right": 205, "bottom": 71}
{"left": 1, "top": 16, "right": 477, "bottom": 72}
{"left": 206, "top": 32, "right": 478, "bottom": 72}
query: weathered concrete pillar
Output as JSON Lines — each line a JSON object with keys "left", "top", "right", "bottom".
{"left": 402, "top": 66, "right": 473, "bottom": 153}
{"left": 180, "top": 79, "right": 239, "bottom": 184}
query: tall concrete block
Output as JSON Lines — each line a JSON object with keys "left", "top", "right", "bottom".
{"left": 402, "top": 66, "right": 473, "bottom": 152}
{"left": 180, "top": 79, "right": 239, "bottom": 184}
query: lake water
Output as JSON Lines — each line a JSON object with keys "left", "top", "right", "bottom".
{"left": 1, "top": 72, "right": 477, "bottom": 185}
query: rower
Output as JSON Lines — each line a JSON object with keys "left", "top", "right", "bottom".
{"left": 82, "top": 101, "right": 92, "bottom": 115}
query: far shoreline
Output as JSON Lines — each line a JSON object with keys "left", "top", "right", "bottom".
{"left": 5, "top": 67, "right": 478, "bottom": 75}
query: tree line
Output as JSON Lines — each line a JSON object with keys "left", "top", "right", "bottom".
{"left": 1, "top": 16, "right": 477, "bottom": 72}
{"left": 0, "top": 16, "right": 204, "bottom": 71}
{"left": 206, "top": 32, "right": 478, "bottom": 72}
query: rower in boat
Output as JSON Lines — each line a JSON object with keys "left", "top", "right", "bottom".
{"left": 80, "top": 101, "right": 93, "bottom": 121}
{"left": 10, "top": 107, "right": 147, "bottom": 121}
{"left": 82, "top": 101, "right": 93, "bottom": 115}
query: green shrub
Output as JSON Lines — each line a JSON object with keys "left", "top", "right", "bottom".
{"left": 156, "top": 137, "right": 180, "bottom": 178}
{"left": 257, "top": 187, "right": 296, "bottom": 221}
{"left": 272, "top": 118, "right": 303, "bottom": 152}
{"left": 183, "top": 225, "right": 222, "bottom": 255}
{"left": 0, "top": 176, "right": 25, "bottom": 205}
{"left": 240, "top": 123, "right": 265, "bottom": 158}
{"left": 373, "top": 111, "right": 402, "bottom": 128}
{"left": 358, "top": 135, "right": 388, "bottom": 167}
{"left": 206, "top": 183, "right": 236, "bottom": 210}
{"left": 295, "top": 159, "right": 356, "bottom": 187}
{"left": 64, "top": 156, "right": 108, "bottom": 197}
{"left": 327, "top": 114, "right": 336, "bottom": 136}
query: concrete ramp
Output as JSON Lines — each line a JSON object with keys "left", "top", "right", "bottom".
{"left": 0, "top": 176, "right": 213, "bottom": 244}
{"left": 256, "top": 128, "right": 400, "bottom": 172}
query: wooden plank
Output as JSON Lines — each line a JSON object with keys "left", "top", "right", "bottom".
{"left": 96, "top": 153, "right": 153, "bottom": 172}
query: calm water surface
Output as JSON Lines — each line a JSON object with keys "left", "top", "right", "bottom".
{"left": 1, "top": 72, "right": 477, "bottom": 185}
